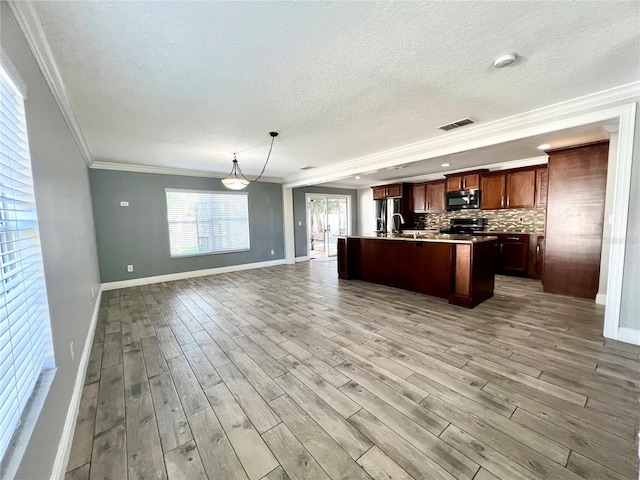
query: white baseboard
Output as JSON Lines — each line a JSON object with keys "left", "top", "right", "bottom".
{"left": 615, "top": 327, "right": 640, "bottom": 346}
{"left": 50, "top": 287, "right": 103, "bottom": 480}
{"left": 101, "top": 259, "right": 286, "bottom": 291}
{"left": 595, "top": 293, "right": 607, "bottom": 305}
{"left": 295, "top": 256, "right": 310, "bottom": 262}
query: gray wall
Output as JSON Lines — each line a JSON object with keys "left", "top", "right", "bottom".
{"left": 90, "top": 170, "right": 284, "bottom": 283}
{"left": 293, "top": 186, "right": 358, "bottom": 257}
{"left": 620, "top": 104, "right": 640, "bottom": 329}
{"left": 2, "top": 3, "right": 102, "bottom": 479}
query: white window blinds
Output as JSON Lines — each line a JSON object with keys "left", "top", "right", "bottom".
{"left": 166, "top": 189, "right": 250, "bottom": 257}
{"left": 0, "top": 65, "right": 53, "bottom": 461}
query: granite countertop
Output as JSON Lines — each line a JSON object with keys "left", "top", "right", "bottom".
{"left": 342, "top": 234, "right": 498, "bottom": 244}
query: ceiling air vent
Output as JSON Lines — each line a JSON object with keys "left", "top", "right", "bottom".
{"left": 299, "top": 166, "right": 315, "bottom": 170}
{"left": 438, "top": 117, "right": 475, "bottom": 131}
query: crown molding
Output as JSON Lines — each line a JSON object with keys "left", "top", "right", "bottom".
{"left": 90, "top": 160, "right": 283, "bottom": 183}
{"left": 283, "top": 82, "right": 640, "bottom": 188}
{"left": 8, "top": 1, "right": 93, "bottom": 167}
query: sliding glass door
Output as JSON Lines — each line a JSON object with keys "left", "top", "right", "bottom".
{"left": 307, "top": 194, "right": 350, "bottom": 258}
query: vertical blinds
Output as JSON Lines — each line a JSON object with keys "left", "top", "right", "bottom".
{"left": 166, "top": 189, "right": 250, "bottom": 257}
{"left": 0, "top": 65, "right": 53, "bottom": 461}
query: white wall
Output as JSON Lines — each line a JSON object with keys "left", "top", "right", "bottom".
{"left": 2, "top": 4, "right": 102, "bottom": 478}
{"left": 358, "top": 187, "right": 375, "bottom": 236}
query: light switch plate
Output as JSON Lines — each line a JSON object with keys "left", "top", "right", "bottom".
{"left": 120, "top": 201, "right": 129, "bottom": 207}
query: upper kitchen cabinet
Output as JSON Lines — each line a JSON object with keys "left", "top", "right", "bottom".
{"left": 507, "top": 169, "right": 536, "bottom": 208}
{"left": 480, "top": 174, "right": 506, "bottom": 209}
{"left": 411, "top": 181, "right": 445, "bottom": 213}
{"left": 372, "top": 183, "right": 403, "bottom": 200}
{"left": 480, "top": 167, "right": 537, "bottom": 209}
{"left": 445, "top": 173, "right": 480, "bottom": 192}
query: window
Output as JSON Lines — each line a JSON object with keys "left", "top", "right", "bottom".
{"left": 0, "top": 65, "right": 53, "bottom": 461}
{"left": 166, "top": 189, "right": 250, "bottom": 257}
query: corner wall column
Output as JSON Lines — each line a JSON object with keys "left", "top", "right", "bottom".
{"left": 282, "top": 185, "right": 295, "bottom": 264}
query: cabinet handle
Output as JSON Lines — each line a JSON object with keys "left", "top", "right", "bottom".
{"left": 536, "top": 245, "right": 540, "bottom": 254}
{"left": 499, "top": 244, "right": 503, "bottom": 255}
{"left": 506, "top": 236, "right": 521, "bottom": 241}
{"left": 462, "top": 178, "right": 466, "bottom": 189}
{"left": 506, "top": 196, "right": 510, "bottom": 207}
{"left": 501, "top": 197, "right": 505, "bottom": 208}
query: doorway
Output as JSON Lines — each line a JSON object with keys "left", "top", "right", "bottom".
{"left": 306, "top": 194, "right": 350, "bottom": 259}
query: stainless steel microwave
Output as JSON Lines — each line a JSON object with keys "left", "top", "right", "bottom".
{"left": 446, "top": 189, "right": 481, "bottom": 211}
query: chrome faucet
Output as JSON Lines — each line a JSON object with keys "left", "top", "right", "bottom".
{"left": 391, "top": 213, "right": 405, "bottom": 234}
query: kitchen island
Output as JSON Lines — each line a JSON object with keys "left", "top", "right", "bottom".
{"left": 337, "top": 234, "right": 498, "bottom": 308}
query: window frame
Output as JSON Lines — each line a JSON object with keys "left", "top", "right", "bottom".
{"left": 165, "top": 188, "right": 251, "bottom": 258}
{"left": 0, "top": 61, "right": 55, "bottom": 472}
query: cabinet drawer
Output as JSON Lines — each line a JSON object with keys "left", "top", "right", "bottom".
{"left": 499, "top": 234, "right": 529, "bottom": 243}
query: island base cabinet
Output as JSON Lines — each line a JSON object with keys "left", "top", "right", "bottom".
{"left": 449, "top": 240, "right": 496, "bottom": 308}
{"left": 337, "top": 237, "right": 496, "bottom": 308}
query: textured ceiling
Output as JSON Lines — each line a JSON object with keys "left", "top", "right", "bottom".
{"left": 32, "top": 1, "right": 640, "bottom": 180}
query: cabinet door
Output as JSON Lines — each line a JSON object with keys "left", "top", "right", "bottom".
{"left": 535, "top": 167, "right": 548, "bottom": 207}
{"left": 462, "top": 174, "right": 480, "bottom": 190}
{"left": 426, "top": 182, "right": 445, "bottom": 212}
{"left": 372, "top": 186, "right": 386, "bottom": 200}
{"left": 446, "top": 176, "right": 462, "bottom": 192}
{"left": 481, "top": 175, "right": 505, "bottom": 210}
{"left": 411, "top": 184, "right": 426, "bottom": 213}
{"left": 506, "top": 170, "right": 536, "bottom": 208}
{"left": 499, "top": 235, "right": 529, "bottom": 273}
{"left": 386, "top": 184, "right": 402, "bottom": 198}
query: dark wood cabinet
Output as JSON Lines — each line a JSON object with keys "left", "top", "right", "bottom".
{"left": 412, "top": 181, "right": 445, "bottom": 213}
{"left": 372, "top": 183, "right": 403, "bottom": 200}
{"left": 481, "top": 168, "right": 537, "bottom": 209}
{"left": 372, "top": 186, "right": 386, "bottom": 200}
{"left": 535, "top": 167, "right": 548, "bottom": 207}
{"left": 446, "top": 173, "right": 480, "bottom": 192}
{"left": 426, "top": 182, "right": 445, "bottom": 212}
{"left": 337, "top": 236, "right": 497, "bottom": 308}
{"left": 496, "top": 234, "right": 529, "bottom": 274}
{"left": 481, "top": 174, "right": 506, "bottom": 209}
{"left": 527, "top": 235, "right": 545, "bottom": 279}
{"left": 543, "top": 141, "right": 608, "bottom": 299}
{"left": 507, "top": 170, "right": 536, "bottom": 208}
{"left": 411, "top": 183, "right": 426, "bottom": 213}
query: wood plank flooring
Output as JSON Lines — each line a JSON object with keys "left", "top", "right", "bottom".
{"left": 66, "top": 260, "right": 640, "bottom": 480}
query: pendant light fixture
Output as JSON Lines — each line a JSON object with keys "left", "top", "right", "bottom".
{"left": 222, "top": 131, "right": 278, "bottom": 190}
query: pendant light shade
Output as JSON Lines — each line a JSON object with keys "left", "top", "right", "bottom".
{"left": 222, "top": 132, "right": 278, "bottom": 190}
{"left": 221, "top": 156, "right": 250, "bottom": 190}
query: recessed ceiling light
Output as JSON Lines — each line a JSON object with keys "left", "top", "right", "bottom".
{"left": 355, "top": 176, "right": 361, "bottom": 179}
{"left": 441, "top": 163, "right": 451, "bottom": 167}
{"left": 537, "top": 144, "right": 551, "bottom": 150}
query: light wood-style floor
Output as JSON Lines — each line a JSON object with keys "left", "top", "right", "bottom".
{"left": 65, "top": 260, "right": 640, "bottom": 480}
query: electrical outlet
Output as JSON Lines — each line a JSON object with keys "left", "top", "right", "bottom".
{"left": 127, "top": 264, "right": 134, "bottom": 272}
{"left": 120, "top": 201, "right": 129, "bottom": 207}
{"left": 270, "top": 250, "right": 275, "bottom": 255}
{"left": 298, "top": 221, "right": 302, "bottom": 226}
{"left": 70, "top": 342, "right": 75, "bottom": 361}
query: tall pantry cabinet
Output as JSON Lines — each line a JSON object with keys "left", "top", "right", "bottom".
{"left": 543, "top": 141, "right": 609, "bottom": 299}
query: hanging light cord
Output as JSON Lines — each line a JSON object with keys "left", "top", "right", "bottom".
{"left": 252, "top": 131, "right": 278, "bottom": 183}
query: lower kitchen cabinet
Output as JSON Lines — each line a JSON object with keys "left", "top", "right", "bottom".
{"left": 497, "top": 234, "right": 529, "bottom": 274}
{"left": 527, "top": 235, "right": 545, "bottom": 279}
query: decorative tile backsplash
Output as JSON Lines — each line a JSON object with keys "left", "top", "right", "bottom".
{"left": 414, "top": 208, "right": 546, "bottom": 233}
